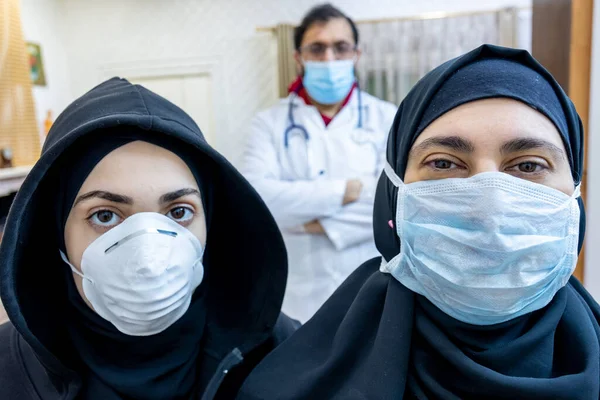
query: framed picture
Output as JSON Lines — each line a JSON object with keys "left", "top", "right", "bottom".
{"left": 26, "top": 42, "right": 46, "bottom": 86}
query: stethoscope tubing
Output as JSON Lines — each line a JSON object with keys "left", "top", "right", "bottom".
{"left": 283, "top": 82, "right": 380, "bottom": 178}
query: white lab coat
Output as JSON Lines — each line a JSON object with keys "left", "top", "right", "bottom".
{"left": 243, "top": 89, "right": 397, "bottom": 322}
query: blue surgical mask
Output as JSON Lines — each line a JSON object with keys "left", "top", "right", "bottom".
{"left": 302, "top": 60, "right": 355, "bottom": 105}
{"left": 381, "top": 163, "right": 581, "bottom": 326}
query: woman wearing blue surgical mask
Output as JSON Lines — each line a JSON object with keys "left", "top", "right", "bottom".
{"left": 243, "top": 4, "right": 397, "bottom": 323}
{"left": 236, "top": 45, "right": 600, "bottom": 399}
{"left": 0, "top": 78, "right": 297, "bottom": 400}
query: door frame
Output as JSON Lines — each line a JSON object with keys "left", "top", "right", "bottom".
{"left": 99, "top": 56, "right": 227, "bottom": 147}
{"left": 532, "top": 0, "right": 593, "bottom": 283}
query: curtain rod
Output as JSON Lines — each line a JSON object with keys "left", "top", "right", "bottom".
{"left": 256, "top": 6, "right": 530, "bottom": 32}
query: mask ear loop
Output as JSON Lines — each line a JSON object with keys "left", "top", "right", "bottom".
{"left": 59, "top": 250, "right": 90, "bottom": 282}
{"left": 384, "top": 162, "right": 402, "bottom": 188}
{"left": 573, "top": 184, "right": 582, "bottom": 199}
{"left": 379, "top": 162, "right": 405, "bottom": 273}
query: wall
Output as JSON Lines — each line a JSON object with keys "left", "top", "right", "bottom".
{"left": 23, "top": 0, "right": 531, "bottom": 166}
{"left": 20, "top": 0, "right": 71, "bottom": 143}
{"left": 584, "top": 0, "right": 600, "bottom": 298}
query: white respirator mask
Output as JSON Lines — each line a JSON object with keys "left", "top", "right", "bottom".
{"left": 61, "top": 212, "right": 205, "bottom": 336}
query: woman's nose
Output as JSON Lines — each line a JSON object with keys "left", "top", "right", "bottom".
{"left": 469, "top": 160, "right": 501, "bottom": 176}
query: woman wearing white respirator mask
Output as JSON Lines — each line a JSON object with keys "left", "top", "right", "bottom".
{"left": 0, "top": 78, "right": 297, "bottom": 400}
{"left": 237, "top": 45, "right": 600, "bottom": 399}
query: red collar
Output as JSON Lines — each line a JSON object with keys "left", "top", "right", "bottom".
{"left": 288, "top": 76, "right": 356, "bottom": 127}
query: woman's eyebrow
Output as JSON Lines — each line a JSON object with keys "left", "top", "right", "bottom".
{"left": 159, "top": 188, "right": 201, "bottom": 205}
{"left": 500, "top": 138, "right": 567, "bottom": 160}
{"left": 411, "top": 136, "right": 476, "bottom": 156}
{"left": 74, "top": 191, "right": 134, "bottom": 207}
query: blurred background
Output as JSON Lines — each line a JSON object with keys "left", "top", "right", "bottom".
{"left": 1, "top": 0, "right": 599, "bottom": 323}
{"left": 13, "top": 0, "right": 533, "bottom": 167}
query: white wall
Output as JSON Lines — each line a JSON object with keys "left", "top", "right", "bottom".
{"left": 20, "top": 0, "right": 71, "bottom": 143}
{"left": 584, "top": 1, "right": 600, "bottom": 298}
{"left": 22, "top": 0, "right": 531, "bottom": 165}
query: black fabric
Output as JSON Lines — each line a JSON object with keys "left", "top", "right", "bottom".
{"left": 415, "top": 58, "right": 573, "bottom": 155}
{"left": 237, "top": 44, "right": 599, "bottom": 399}
{"left": 55, "top": 135, "right": 135, "bottom": 253}
{"left": 65, "top": 271, "right": 208, "bottom": 400}
{"left": 415, "top": 59, "right": 570, "bottom": 160}
{"left": 0, "top": 77, "right": 296, "bottom": 400}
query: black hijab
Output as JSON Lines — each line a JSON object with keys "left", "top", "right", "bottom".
{"left": 57, "top": 128, "right": 214, "bottom": 400}
{"left": 375, "top": 48, "right": 585, "bottom": 262}
{"left": 237, "top": 45, "right": 600, "bottom": 399}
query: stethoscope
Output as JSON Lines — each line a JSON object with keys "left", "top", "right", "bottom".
{"left": 283, "top": 82, "right": 380, "bottom": 179}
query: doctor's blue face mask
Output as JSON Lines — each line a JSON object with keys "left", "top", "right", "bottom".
{"left": 380, "top": 163, "right": 581, "bottom": 326}
{"left": 302, "top": 59, "right": 355, "bottom": 105}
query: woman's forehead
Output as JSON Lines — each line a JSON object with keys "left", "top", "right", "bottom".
{"left": 411, "top": 98, "right": 568, "bottom": 153}
{"left": 80, "top": 141, "right": 198, "bottom": 191}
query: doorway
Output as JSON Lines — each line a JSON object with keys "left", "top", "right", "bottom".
{"left": 130, "top": 74, "right": 215, "bottom": 145}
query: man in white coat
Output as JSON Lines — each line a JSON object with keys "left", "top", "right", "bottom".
{"left": 243, "top": 3, "right": 397, "bottom": 322}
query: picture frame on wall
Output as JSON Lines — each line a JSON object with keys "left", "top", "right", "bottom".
{"left": 26, "top": 42, "right": 46, "bottom": 86}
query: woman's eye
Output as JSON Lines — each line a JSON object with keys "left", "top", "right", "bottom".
{"left": 507, "top": 161, "right": 547, "bottom": 174}
{"left": 517, "top": 162, "right": 542, "bottom": 173}
{"left": 428, "top": 159, "right": 457, "bottom": 170}
{"left": 89, "top": 210, "right": 121, "bottom": 227}
{"left": 168, "top": 207, "right": 194, "bottom": 223}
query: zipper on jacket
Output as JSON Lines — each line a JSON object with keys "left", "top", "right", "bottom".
{"left": 200, "top": 348, "right": 244, "bottom": 400}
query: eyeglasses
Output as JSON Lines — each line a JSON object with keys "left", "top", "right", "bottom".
{"left": 299, "top": 41, "right": 357, "bottom": 60}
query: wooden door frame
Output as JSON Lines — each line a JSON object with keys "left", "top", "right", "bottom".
{"left": 532, "top": 0, "right": 593, "bottom": 283}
